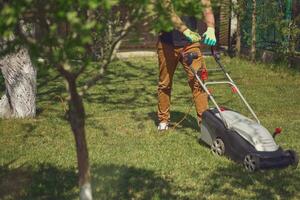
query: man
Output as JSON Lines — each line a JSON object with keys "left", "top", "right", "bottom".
{"left": 157, "top": 0, "right": 216, "bottom": 131}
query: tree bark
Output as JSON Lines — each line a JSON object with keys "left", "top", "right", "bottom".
{"left": 236, "top": 4, "right": 242, "bottom": 57}
{"left": 251, "top": 0, "right": 256, "bottom": 62}
{"left": 236, "top": 15, "right": 241, "bottom": 56}
{"left": 0, "top": 48, "right": 36, "bottom": 118}
{"left": 66, "top": 76, "right": 92, "bottom": 200}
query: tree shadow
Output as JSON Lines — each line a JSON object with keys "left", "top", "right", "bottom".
{"left": 0, "top": 161, "right": 183, "bottom": 200}
{"left": 36, "top": 83, "right": 66, "bottom": 107}
{"left": 83, "top": 59, "right": 157, "bottom": 110}
{"left": 35, "top": 70, "right": 66, "bottom": 117}
{"left": 203, "top": 162, "right": 300, "bottom": 200}
{"left": 0, "top": 162, "right": 77, "bottom": 200}
{"left": 92, "top": 164, "right": 180, "bottom": 200}
{"left": 147, "top": 111, "right": 199, "bottom": 132}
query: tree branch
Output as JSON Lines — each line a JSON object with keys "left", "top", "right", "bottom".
{"left": 79, "top": 20, "right": 133, "bottom": 95}
{"left": 15, "top": 21, "right": 37, "bottom": 45}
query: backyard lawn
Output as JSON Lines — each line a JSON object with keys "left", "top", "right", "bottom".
{"left": 1, "top": 55, "right": 300, "bottom": 200}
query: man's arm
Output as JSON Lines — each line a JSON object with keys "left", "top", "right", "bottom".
{"left": 161, "top": 0, "right": 201, "bottom": 43}
{"left": 201, "top": 0, "right": 215, "bottom": 28}
{"left": 201, "top": 0, "right": 216, "bottom": 46}
{"left": 162, "top": 0, "right": 215, "bottom": 31}
{"left": 161, "top": 0, "right": 187, "bottom": 32}
{"left": 161, "top": 0, "right": 216, "bottom": 45}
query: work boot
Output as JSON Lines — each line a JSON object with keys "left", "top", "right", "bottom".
{"left": 157, "top": 122, "right": 169, "bottom": 131}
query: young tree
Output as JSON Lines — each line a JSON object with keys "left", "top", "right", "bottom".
{"left": 233, "top": 0, "right": 245, "bottom": 57}
{"left": 251, "top": 0, "right": 256, "bottom": 62}
{"left": 1, "top": 1, "right": 150, "bottom": 199}
{"left": 282, "top": 0, "right": 300, "bottom": 66}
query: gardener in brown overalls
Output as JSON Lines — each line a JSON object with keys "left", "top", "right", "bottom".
{"left": 157, "top": 0, "right": 216, "bottom": 131}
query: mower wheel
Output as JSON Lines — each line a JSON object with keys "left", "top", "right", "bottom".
{"left": 287, "top": 150, "right": 299, "bottom": 169}
{"left": 244, "top": 154, "right": 260, "bottom": 172}
{"left": 211, "top": 138, "right": 225, "bottom": 156}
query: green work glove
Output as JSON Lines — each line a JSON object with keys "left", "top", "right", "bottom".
{"left": 203, "top": 27, "right": 217, "bottom": 46}
{"left": 183, "top": 29, "right": 201, "bottom": 43}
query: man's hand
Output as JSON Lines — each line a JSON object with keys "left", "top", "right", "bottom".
{"left": 183, "top": 29, "right": 201, "bottom": 43}
{"left": 203, "top": 27, "right": 216, "bottom": 46}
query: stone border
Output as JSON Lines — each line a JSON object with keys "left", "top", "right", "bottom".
{"left": 116, "top": 51, "right": 156, "bottom": 59}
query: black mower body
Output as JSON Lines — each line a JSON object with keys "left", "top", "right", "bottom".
{"left": 201, "top": 108, "right": 298, "bottom": 171}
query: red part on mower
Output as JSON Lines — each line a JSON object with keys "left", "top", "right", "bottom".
{"left": 201, "top": 68, "right": 208, "bottom": 81}
{"left": 231, "top": 86, "right": 238, "bottom": 93}
{"left": 273, "top": 127, "right": 282, "bottom": 138}
{"left": 275, "top": 127, "right": 282, "bottom": 134}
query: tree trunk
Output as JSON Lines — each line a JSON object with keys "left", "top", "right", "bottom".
{"left": 0, "top": 48, "right": 36, "bottom": 118}
{"left": 251, "top": 0, "right": 256, "bottom": 62}
{"left": 66, "top": 76, "right": 92, "bottom": 200}
{"left": 236, "top": 9, "right": 241, "bottom": 57}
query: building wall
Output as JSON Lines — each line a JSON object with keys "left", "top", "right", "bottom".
{"left": 218, "top": 0, "right": 231, "bottom": 47}
{"left": 120, "top": 23, "right": 157, "bottom": 50}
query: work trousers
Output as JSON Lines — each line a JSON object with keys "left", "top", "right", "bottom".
{"left": 157, "top": 40, "right": 208, "bottom": 124}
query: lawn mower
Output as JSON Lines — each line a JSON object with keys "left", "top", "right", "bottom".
{"left": 183, "top": 47, "right": 299, "bottom": 172}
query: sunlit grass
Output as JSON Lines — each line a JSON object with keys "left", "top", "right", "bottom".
{"left": 1, "top": 56, "right": 300, "bottom": 199}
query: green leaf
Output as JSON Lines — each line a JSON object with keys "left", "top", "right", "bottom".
{"left": 67, "top": 11, "right": 80, "bottom": 24}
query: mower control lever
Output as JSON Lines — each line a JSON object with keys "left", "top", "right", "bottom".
{"left": 211, "top": 46, "right": 221, "bottom": 60}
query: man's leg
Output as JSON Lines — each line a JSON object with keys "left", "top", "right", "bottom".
{"left": 179, "top": 44, "right": 208, "bottom": 124}
{"left": 157, "top": 40, "right": 179, "bottom": 126}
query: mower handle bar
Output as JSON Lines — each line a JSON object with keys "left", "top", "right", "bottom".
{"left": 185, "top": 46, "right": 260, "bottom": 127}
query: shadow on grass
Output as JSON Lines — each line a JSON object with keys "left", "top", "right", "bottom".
{"left": 84, "top": 59, "right": 157, "bottom": 109}
{"left": 92, "top": 164, "right": 179, "bottom": 200}
{"left": 0, "top": 163, "right": 77, "bottom": 200}
{"left": 0, "top": 162, "right": 180, "bottom": 200}
{"left": 203, "top": 162, "right": 300, "bottom": 199}
{"left": 147, "top": 111, "right": 199, "bottom": 131}
{"left": 35, "top": 70, "right": 66, "bottom": 117}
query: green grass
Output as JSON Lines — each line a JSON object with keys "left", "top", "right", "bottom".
{"left": 1, "top": 56, "right": 300, "bottom": 200}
